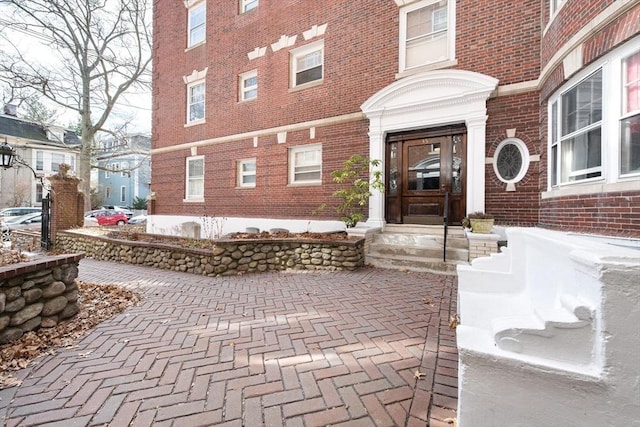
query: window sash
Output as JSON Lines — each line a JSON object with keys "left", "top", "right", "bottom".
{"left": 241, "top": 0, "right": 258, "bottom": 13}
{"left": 290, "top": 146, "right": 321, "bottom": 183}
{"left": 188, "top": 82, "right": 205, "bottom": 122}
{"left": 403, "top": 0, "right": 450, "bottom": 69}
{"left": 120, "top": 186, "right": 126, "bottom": 203}
{"left": 186, "top": 157, "right": 204, "bottom": 198}
{"left": 240, "top": 72, "right": 258, "bottom": 101}
{"left": 188, "top": 4, "right": 205, "bottom": 47}
{"left": 51, "top": 153, "right": 65, "bottom": 172}
{"left": 36, "top": 151, "right": 43, "bottom": 171}
{"left": 292, "top": 44, "right": 323, "bottom": 87}
{"left": 551, "top": 71, "right": 603, "bottom": 185}
{"left": 238, "top": 159, "right": 256, "bottom": 187}
{"left": 621, "top": 51, "right": 640, "bottom": 176}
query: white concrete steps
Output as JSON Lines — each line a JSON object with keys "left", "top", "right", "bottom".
{"left": 365, "top": 225, "right": 469, "bottom": 274}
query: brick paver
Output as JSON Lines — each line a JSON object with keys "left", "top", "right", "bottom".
{"left": 1, "top": 259, "right": 458, "bottom": 426}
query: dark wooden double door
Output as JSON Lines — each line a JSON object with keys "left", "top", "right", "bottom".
{"left": 385, "top": 125, "right": 467, "bottom": 226}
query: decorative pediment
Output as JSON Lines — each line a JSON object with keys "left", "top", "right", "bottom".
{"left": 183, "top": 68, "right": 208, "bottom": 84}
{"left": 361, "top": 69, "right": 498, "bottom": 116}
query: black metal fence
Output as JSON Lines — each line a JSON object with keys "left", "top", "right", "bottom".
{"left": 41, "top": 194, "right": 51, "bottom": 250}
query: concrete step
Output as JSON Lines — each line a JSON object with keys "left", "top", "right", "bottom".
{"left": 365, "top": 252, "right": 467, "bottom": 275}
{"left": 369, "top": 242, "right": 469, "bottom": 261}
{"left": 372, "top": 232, "right": 469, "bottom": 249}
{"left": 383, "top": 224, "right": 466, "bottom": 237}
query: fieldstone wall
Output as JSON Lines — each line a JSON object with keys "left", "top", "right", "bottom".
{"left": 55, "top": 230, "right": 365, "bottom": 276}
{"left": 0, "top": 254, "right": 83, "bottom": 344}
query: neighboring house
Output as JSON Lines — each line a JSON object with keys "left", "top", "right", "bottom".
{"left": 96, "top": 134, "right": 151, "bottom": 208}
{"left": 0, "top": 105, "right": 81, "bottom": 208}
{"left": 151, "top": 0, "right": 639, "bottom": 240}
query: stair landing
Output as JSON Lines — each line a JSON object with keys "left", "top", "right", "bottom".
{"left": 366, "top": 224, "right": 469, "bottom": 275}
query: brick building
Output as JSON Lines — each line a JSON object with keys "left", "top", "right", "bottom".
{"left": 151, "top": 0, "right": 639, "bottom": 239}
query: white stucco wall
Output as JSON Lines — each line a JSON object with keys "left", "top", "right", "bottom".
{"left": 456, "top": 228, "right": 640, "bottom": 426}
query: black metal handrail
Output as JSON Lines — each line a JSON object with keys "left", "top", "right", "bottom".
{"left": 443, "top": 192, "right": 449, "bottom": 262}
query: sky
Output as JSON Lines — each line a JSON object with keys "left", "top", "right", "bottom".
{"left": 0, "top": 4, "right": 152, "bottom": 135}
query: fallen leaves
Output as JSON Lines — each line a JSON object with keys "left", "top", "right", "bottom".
{"left": 449, "top": 314, "right": 460, "bottom": 329}
{"left": 444, "top": 417, "right": 458, "bottom": 426}
{"left": 0, "top": 280, "right": 141, "bottom": 388}
{"left": 414, "top": 370, "right": 426, "bottom": 379}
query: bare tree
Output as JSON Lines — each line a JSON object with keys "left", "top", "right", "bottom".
{"left": 0, "top": 0, "right": 152, "bottom": 211}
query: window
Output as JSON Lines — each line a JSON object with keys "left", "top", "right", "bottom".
{"left": 51, "top": 153, "right": 65, "bottom": 172}
{"left": 237, "top": 158, "right": 256, "bottom": 187}
{"left": 399, "top": 0, "right": 455, "bottom": 71}
{"left": 186, "top": 156, "right": 204, "bottom": 200}
{"left": 550, "top": 0, "right": 566, "bottom": 15}
{"left": 241, "top": 0, "right": 258, "bottom": 13}
{"left": 291, "top": 41, "right": 324, "bottom": 88}
{"left": 121, "top": 162, "right": 128, "bottom": 177}
{"left": 621, "top": 50, "right": 640, "bottom": 176}
{"left": 36, "top": 151, "right": 43, "bottom": 171}
{"left": 120, "top": 186, "right": 126, "bottom": 203}
{"left": 493, "top": 138, "right": 531, "bottom": 185}
{"left": 36, "top": 183, "right": 43, "bottom": 203}
{"left": 289, "top": 145, "right": 322, "bottom": 184}
{"left": 187, "top": 81, "right": 205, "bottom": 123}
{"left": 106, "top": 186, "right": 111, "bottom": 199}
{"left": 550, "top": 70, "right": 603, "bottom": 185}
{"left": 547, "top": 38, "right": 640, "bottom": 193}
{"left": 187, "top": 2, "right": 205, "bottom": 47}
{"left": 239, "top": 70, "right": 258, "bottom": 101}
{"left": 105, "top": 164, "right": 111, "bottom": 178}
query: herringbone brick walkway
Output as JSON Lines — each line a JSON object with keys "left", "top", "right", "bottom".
{"left": 0, "top": 259, "right": 458, "bottom": 426}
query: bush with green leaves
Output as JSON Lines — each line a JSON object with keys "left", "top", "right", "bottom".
{"left": 330, "top": 155, "right": 384, "bottom": 228}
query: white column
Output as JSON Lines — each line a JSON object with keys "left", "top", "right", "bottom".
{"left": 365, "top": 114, "right": 386, "bottom": 228}
{"left": 465, "top": 114, "right": 489, "bottom": 214}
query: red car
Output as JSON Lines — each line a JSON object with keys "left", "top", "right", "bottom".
{"left": 86, "top": 209, "right": 128, "bottom": 226}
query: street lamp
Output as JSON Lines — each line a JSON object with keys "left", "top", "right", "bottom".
{"left": 0, "top": 138, "right": 15, "bottom": 168}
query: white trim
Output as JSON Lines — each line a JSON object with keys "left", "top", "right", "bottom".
{"left": 186, "top": 80, "right": 206, "bottom": 124}
{"left": 237, "top": 158, "right": 257, "bottom": 188}
{"left": 492, "top": 138, "right": 531, "bottom": 184}
{"left": 152, "top": 111, "right": 363, "bottom": 155}
{"left": 239, "top": 69, "right": 258, "bottom": 101}
{"left": 361, "top": 69, "right": 498, "bottom": 227}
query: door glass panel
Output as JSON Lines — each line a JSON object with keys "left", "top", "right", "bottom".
{"left": 389, "top": 142, "right": 398, "bottom": 196}
{"left": 452, "top": 134, "right": 462, "bottom": 194}
{"left": 408, "top": 143, "right": 440, "bottom": 190}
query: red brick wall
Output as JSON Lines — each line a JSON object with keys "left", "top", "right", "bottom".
{"left": 151, "top": 120, "right": 369, "bottom": 220}
{"left": 541, "top": 0, "right": 615, "bottom": 68}
{"left": 485, "top": 92, "right": 541, "bottom": 227}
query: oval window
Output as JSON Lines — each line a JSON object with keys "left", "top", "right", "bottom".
{"left": 493, "top": 138, "right": 530, "bottom": 184}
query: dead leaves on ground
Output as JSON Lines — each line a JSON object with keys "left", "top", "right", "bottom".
{"left": 0, "top": 281, "right": 141, "bottom": 388}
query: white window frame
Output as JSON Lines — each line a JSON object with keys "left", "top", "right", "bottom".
{"left": 399, "top": 0, "right": 456, "bottom": 73}
{"left": 493, "top": 138, "right": 531, "bottom": 185}
{"left": 185, "top": 155, "right": 205, "bottom": 201}
{"left": 237, "top": 158, "right": 257, "bottom": 188}
{"left": 550, "top": 0, "right": 566, "bottom": 16}
{"left": 621, "top": 49, "right": 640, "bottom": 177}
{"left": 545, "top": 37, "right": 640, "bottom": 197}
{"left": 289, "top": 144, "right": 322, "bottom": 185}
{"left": 120, "top": 186, "right": 126, "bottom": 203}
{"left": 239, "top": 70, "right": 258, "bottom": 101}
{"left": 187, "top": 81, "right": 206, "bottom": 124}
{"left": 187, "top": 2, "right": 206, "bottom": 48}
{"left": 35, "top": 151, "right": 43, "bottom": 171}
{"left": 51, "top": 152, "right": 65, "bottom": 172}
{"left": 240, "top": 0, "right": 258, "bottom": 13}
{"left": 121, "top": 162, "right": 128, "bottom": 177}
{"left": 105, "top": 163, "right": 111, "bottom": 178}
{"left": 290, "top": 40, "right": 324, "bottom": 89}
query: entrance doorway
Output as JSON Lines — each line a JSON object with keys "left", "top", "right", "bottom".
{"left": 385, "top": 125, "right": 466, "bottom": 225}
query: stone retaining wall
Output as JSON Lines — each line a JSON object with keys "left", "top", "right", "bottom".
{"left": 0, "top": 254, "right": 83, "bottom": 344}
{"left": 55, "top": 230, "right": 365, "bottom": 276}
